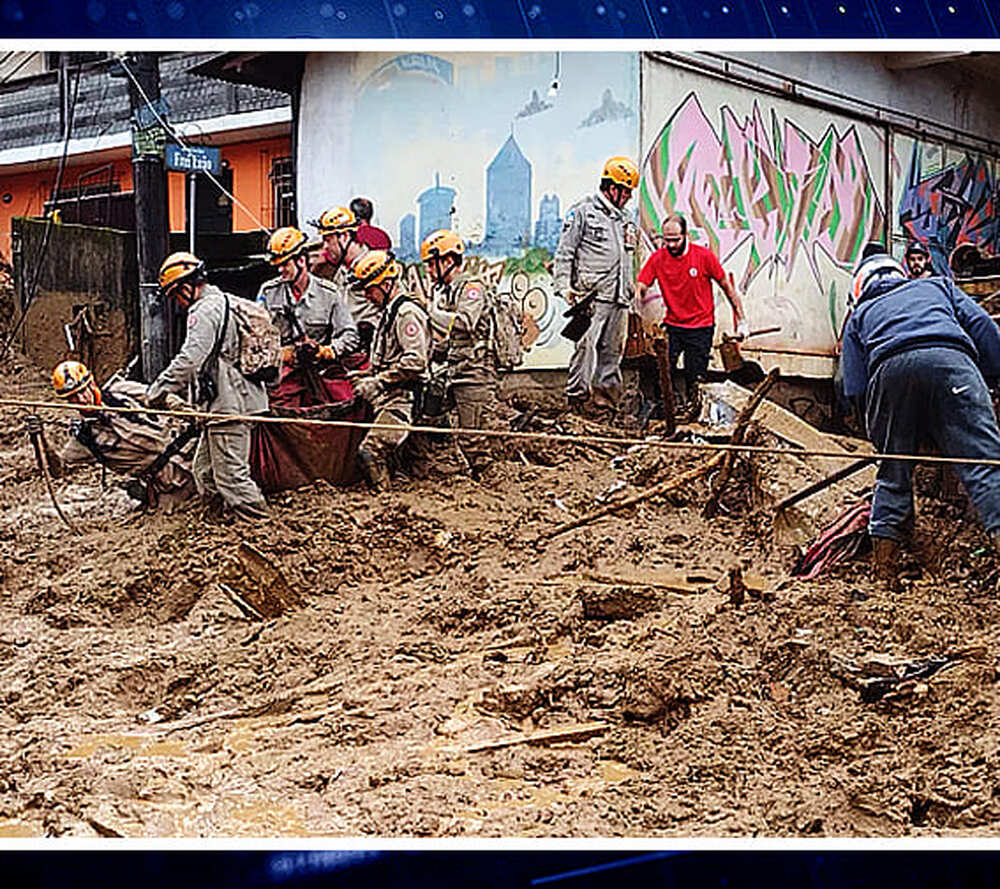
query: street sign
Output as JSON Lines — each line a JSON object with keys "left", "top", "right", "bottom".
{"left": 165, "top": 144, "right": 222, "bottom": 176}
{"left": 132, "top": 124, "right": 168, "bottom": 157}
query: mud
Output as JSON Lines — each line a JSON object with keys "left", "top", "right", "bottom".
{"left": 2, "top": 354, "right": 1000, "bottom": 838}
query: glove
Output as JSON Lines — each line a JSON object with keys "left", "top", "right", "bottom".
{"left": 144, "top": 389, "right": 167, "bottom": 409}
{"left": 281, "top": 345, "right": 297, "bottom": 366}
{"left": 25, "top": 414, "right": 42, "bottom": 437}
{"left": 164, "top": 393, "right": 189, "bottom": 412}
{"left": 736, "top": 319, "right": 750, "bottom": 340}
{"left": 316, "top": 345, "right": 336, "bottom": 362}
{"left": 353, "top": 375, "right": 383, "bottom": 403}
{"left": 296, "top": 340, "right": 319, "bottom": 366}
{"left": 564, "top": 289, "right": 581, "bottom": 307}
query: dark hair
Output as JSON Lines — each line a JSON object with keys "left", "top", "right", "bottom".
{"left": 350, "top": 197, "right": 373, "bottom": 222}
{"left": 861, "top": 241, "right": 887, "bottom": 259}
{"left": 663, "top": 214, "right": 687, "bottom": 236}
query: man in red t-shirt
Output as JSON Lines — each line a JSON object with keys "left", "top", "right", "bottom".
{"left": 634, "top": 214, "right": 746, "bottom": 418}
{"left": 350, "top": 197, "right": 392, "bottom": 250}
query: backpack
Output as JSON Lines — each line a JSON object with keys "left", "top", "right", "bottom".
{"left": 487, "top": 288, "right": 526, "bottom": 371}
{"left": 229, "top": 297, "right": 282, "bottom": 384}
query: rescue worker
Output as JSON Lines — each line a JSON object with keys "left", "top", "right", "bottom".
{"left": 553, "top": 156, "right": 639, "bottom": 414}
{"left": 257, "top": 225, "right": 359, "bottom": 366}
{"left": 146, "top": 251, "right": 270, "bottom": 522}
{"left": 30, "top": 360, "right": 194, "bottom": 506}
{"left": 422, "top": 229, "right": 506, "bottom": 478}
{"left": 348, "top": 250, "right": 430, "bottom": 491}
{"left": 841, "top": 250, "right": 1000, "bottom": 588}
{"left": 310, "top": 206, "right": 377, "bottom": 354}
{"left": 904, "top": 241, "right": 934, "bottom": 279}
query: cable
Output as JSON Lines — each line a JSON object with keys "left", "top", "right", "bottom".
{"left": 0, "top": 60, "right": 81, "bottom": 363}
{"left": 116, "top": 54, "right": 270, "bottom": 234}
{"left": 5, "top": 395, "right": 1000, "bottom": 469}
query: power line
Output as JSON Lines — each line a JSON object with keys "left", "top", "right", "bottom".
{"left": 116, "top": 53, "right": 271, "bottom": 235}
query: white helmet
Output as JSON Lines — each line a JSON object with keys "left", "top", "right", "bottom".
{"left": 851, "top": 252, "right": 906, "bottom": 304}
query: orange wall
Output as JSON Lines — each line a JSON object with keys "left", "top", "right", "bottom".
{"left": 168, "top": 136, "right": 291, "bottom": 234}
{"left": 1, "top": 134, "right": 291, "bottom": 263}
{"left": 0, "top": 157, "right": 133, "bottom": 262}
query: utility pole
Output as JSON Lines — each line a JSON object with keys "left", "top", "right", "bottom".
{"left": 126, "top": 51, "right": 170, "bottom": 381}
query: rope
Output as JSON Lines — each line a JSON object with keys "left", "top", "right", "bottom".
{"left": 3, "top": 396, "right": 1000, "bottom": 469}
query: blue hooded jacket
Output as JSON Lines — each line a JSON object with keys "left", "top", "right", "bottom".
{"left": 841, "top": 276, "right": 1000, "bottom": 399}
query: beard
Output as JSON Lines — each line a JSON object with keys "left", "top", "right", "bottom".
{"left": 666, "top": 239, "right": 686, "bottom": 257}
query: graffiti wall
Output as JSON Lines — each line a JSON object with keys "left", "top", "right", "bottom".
{"left": 641, "top": 58, "right": 887, "bottom": 367}
{"left": 891, "top": 134, "right": 1000, "bottom": 277}
{"left": 299, "top": 51, "right": 640, "bottom": 369}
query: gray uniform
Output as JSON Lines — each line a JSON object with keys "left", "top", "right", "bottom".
{"left": 147, "top": 284, "right": 268, "bottom": 518}
{"left": 364, "top": 292, "right": 430, "bottom": 464}
{"left": 315, "top": 256, "right": 379, "bottom": 354}
{"left": 428, "top": 274, "right": 509, "bottom": 473}
{"left": 257, "top": 273, "right": 359, "bottom": 356}
{"left": 53, "top": 377, "right": 194, "bottom": 503}
{"left": 553, "top": 191, "right": 634, "bottom": 402}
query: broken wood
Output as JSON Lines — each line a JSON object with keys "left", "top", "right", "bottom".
{"left": 535, "top": 451, "right": 725, "bottom": 543}
{"left": 541, "top": 570, "right": 710, "bottom": 594}
{"left": 218, "top": 582, "right": 264, "bottom": 620}
{"left": 215, "top": 541, "right": 305, "bottom": 618}
{"left": 652, "top": 337, "right": 676, "bottom": 435}
{"left": 464, "top": 721, "right": 609, "bottom": 753}
{"left": 703, "top": 367, "right": 779, "bottom": 519}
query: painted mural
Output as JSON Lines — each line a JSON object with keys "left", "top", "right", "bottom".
{"left": 299, "top": 51, "right": 639, "bottom": 369}
{"left": 892, "top": 135, "right": 1000, "bottom": 277}
{"left": 640, "top": 89, "right": 886, "bottom": 354}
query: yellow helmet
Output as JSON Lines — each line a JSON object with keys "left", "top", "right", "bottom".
{"left": 601, "top": 156, "right": 639, "bottom": 189}
{"left": 158, "top": 251, "right": 204, "bottom": 295}
{"left": 351, "top": 250, "right": 401, "bottom": 291}
{"left": 266, "top": 226, "right": 309, "bottom": 265}
{"left": 52, "top": 360, "right": 94, "bottom": 398}
{"left": 313, "top": 206, "right": 359, "bottom": 235}
{"left": 420, "top": 229, "right": 465, "bottom": 262}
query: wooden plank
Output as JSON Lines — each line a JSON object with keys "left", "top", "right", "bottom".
{"left": 464, "top": 721, "right": 609, "bottom": 753}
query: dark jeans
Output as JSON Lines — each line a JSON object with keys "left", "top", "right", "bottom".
{"left": 666, "top": 324, "right": 714, "bottom": 391}
{"left": 865, "top": 346, "right": 1000, "bottom": 540}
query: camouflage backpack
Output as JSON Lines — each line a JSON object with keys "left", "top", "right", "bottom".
{"left": 228, "top": 296, "right": 282, "bottom": 384}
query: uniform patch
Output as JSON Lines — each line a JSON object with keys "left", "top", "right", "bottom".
{"left": 689, "top": 267, "right": 699, "bottom": 278}
{"left": 403, "top": 321, "right": 420, "bottom": 339}
{"left": 465, "top": 286, "right": 481, "bottom": 301}
{"left": 188, "top": 314, "right": 198, "bottom": 327}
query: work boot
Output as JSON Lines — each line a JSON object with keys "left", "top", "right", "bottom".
{"left": 357, "top": 446, "right": 390, "bottom": 492}
{"left": 566, "top": 393, "right": 590, "bottom": 417}
{"left": 872, "top": 536, "right": 902, "bottom": 591}
{"left": 233, "top": 499, "right": 270, "bottom": 522}
{"left": 684, "top": 382, "right": 703, "bottom": 424}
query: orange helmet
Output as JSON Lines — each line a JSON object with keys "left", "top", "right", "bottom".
{"left": 266, "top": 227, "right": 309, "bottom": 265}
{"left": 158, "top": 251, "right": 204, "bottom": 296}
{"left": 601, "top": 156, "right": 639, "bottom": 189}
{"left": 312, "top": 206, "right": 359, "bottom": 235}
{"left": 351, "top": 250, "right": 401, "bottom": 291}
{"left": 420, "top": 229, "right": 465, "bottom": 263}
{"left": 52, "top": 360, "right": 95, "bottom": 399}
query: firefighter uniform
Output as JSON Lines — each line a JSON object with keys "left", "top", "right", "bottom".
{"left": 257, "top": 272, "right": 359, "bottom": 356}
{"left": 362, "top": 292, "right": 431, "bottom": 470}
{"left": 147, "top": 283, "right": 269, "bottom": 520}
{"left": 49, "top": 376, "right": 194, "bottom": 503}
{"left": 428, "top": 274, "right": 508, "bottom": 474}
{"left": 553, "top": 191, "right": 634, "bottom": 406}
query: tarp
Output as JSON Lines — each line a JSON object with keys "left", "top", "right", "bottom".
{"left": 250, "top": 362, "right": 371, "bottom": 492}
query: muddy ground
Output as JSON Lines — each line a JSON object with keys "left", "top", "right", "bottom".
{"left": 2, "top": 349, "right": 1000, "bottom": 838}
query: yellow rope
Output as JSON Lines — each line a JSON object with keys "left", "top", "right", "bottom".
{"left": 1, "top": 396, "right": 998, "bottom": 468}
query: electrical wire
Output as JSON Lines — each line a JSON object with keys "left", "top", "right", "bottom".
{"left": 116, "top": 54, "right": 271, "bottom": 234}
{"left": 0, "top": 60, "right": 81, "bottom": 363}
{"left": 4, "top": 395, "right": 1000, "bottom": 469}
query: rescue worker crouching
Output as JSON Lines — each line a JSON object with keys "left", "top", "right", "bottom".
{"left": 553, "top": 155, "right": 639, "bottom": 415}
{"left": 421, "top": 228, "right": 508, "bottom": 479}
{"left": 348, "top": 250, "right": 430, "bottom": 491}
{"left": 309, "top": 206, "right": 377, "bottom": 355}
{"left": 34, "top": 360, "right": 195, "bottom": 507}
{"left": 841, "top": 251, "right": 1000, "bottom": 589}
{"left": 146, "top": 251, "right": 270, "bottom": 522}
{"left": 257, "top": 225, "right": 360, "bottom": 388}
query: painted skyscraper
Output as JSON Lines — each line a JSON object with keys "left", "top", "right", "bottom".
{"left": 533, "top": 194, "right": 562, "bottom": 253}
{"left": 397, "top": 213, "right": 417, "bottom": 263}
{"left": 481, "top": 133, "right": 531, "bottom": 256}
{"left": 417, "top": 173, "right": 456, "bottom": 246}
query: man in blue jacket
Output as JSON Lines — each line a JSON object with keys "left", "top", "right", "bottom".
{"left": 841, "top": 250, "right": 1000, "bottom": 587}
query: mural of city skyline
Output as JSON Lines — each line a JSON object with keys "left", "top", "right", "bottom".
{"left": 393, "top": 133, "right": 563, "bottom": 262}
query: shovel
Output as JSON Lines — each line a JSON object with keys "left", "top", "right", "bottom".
{"left": 719, "top": 326, "right": 781, "bottom": 385}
